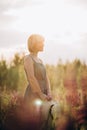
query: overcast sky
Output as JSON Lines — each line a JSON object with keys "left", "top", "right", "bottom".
{"left": 0, "top": 0, "right": 87, "bottom": 64}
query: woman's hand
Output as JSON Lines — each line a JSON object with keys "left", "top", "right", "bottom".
{"left": 34, "top": 92, "right": 52, "bottom": 101}
{"left": 46, "top": 93, "right": 52, "bottom": 101}
{"left": 35, "top": 92, "right": 47, "bottom": 101}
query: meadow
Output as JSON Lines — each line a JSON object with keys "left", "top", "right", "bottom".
{"left": 0, "top": 53, "right": 87, "bottom": 130}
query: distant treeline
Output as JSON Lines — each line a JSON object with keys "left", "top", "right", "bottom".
{"left": 0, "top": 53, "right": 87, "bottom": 105}
{"left": 0, "top": 53, "right": 26, "bottom": 93}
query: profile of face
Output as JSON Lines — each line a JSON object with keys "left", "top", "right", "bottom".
{"left": 28, "top": 34, "right": 45, "bottom": 53}
{"left": 35, "top": 39, "right": 44, "bottom": 52}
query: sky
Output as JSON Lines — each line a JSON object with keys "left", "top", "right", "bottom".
{"left": 0, "top": 0, "right": 87, "bottom": 64}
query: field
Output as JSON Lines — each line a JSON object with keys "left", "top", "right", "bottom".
{"left": 0, "top": 53, "right": 87, "bottom": 130}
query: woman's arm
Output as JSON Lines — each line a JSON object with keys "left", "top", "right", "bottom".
{"left": 24, "top": 56, "right": 47, "bottom": 100}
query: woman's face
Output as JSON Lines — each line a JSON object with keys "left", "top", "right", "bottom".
{"left": 36, "top": 40, "right": 44, "bottom": 52}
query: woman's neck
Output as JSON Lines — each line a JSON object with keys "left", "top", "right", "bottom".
{"left": 30, "top": 52, "right": 38, "bottom": 57}
{"left": 30, "top": 52, "right": 42, "bottom": 63}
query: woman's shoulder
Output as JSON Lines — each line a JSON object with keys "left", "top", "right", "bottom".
{"left": 24, "top": 54, "right": 33, "bottom": 64}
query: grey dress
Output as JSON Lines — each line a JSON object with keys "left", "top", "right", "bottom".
{"left": 24, "top": 55, "right": 48, "bottom": 101}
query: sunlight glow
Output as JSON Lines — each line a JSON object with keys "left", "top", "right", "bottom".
{"left": 1, "top": 0, "right": 87, "bottom": 64}
{"left": 34, "top": 99, "right": 42, "bottom": 106}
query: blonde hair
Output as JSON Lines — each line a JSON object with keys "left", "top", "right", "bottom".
{"left": 27, "top": 34, "right": 44, "bottom": 52}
